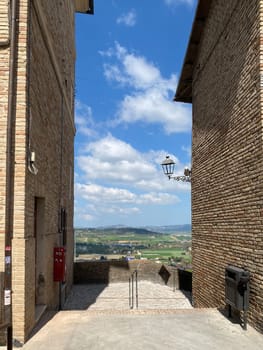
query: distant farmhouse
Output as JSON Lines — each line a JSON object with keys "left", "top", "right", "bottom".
{"left": 176, "top": 0, "right": 263, "bottom": 332}
{"left": 0, "top": 0, "right": 93, "bottom": 344}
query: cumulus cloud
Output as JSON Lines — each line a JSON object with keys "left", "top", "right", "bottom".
{"left": 75, "top": 183, "right": 179, "bottom": 206}
{"left": 76, "top": 134, "right": 190, "bottom": 192}
{"left": 116, "top": 9, "right": 137, "bottom": 27}
{"left": 75, "top": 44, "right": 192, "bottom": 225}
{"left": 75, "top": 134, "right": 190, "bottom": 224}
{"left": 101, "top": 42, "right": 191, "bottom": 133}
{"left": 77, "top": 134, "right": 155, "bottom": 184}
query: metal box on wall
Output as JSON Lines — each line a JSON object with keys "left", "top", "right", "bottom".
{"left": 54, "top": 247, "right": 66, "bottom": 282}
{"left": 225, "top": 265, "right": 250, "bottom": 311}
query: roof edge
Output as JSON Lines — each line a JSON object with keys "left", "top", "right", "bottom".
{"left": 75, "top": 0, "right": 94, "bottom": 15}
{"left": 174, "top": 0, "right": 212, "bottom": 103}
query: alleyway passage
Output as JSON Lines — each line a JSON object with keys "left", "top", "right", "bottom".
{"left": 7, "top": 281, "right": 263, "bottom": 349}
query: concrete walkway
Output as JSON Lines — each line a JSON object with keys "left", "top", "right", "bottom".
{"left": 12, "top": 282, "right": 263, "bottom": 349}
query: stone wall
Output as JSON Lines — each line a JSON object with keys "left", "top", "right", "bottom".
{"left": 74, "top": 260, "right": 179, "bottom": 289}
{"left": 192, "top": 0, "right": 263, "bottom": 332}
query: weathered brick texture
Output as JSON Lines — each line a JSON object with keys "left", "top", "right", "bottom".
{"left": 0, "top": 0, "right": 9, "bottom": 43}
{"left": 0, "top": 0, "right": 75, "bottom": 343}
{"left": 192, "top": 0, "right": 263, "bottom": 333}
{"left": 0, "top": 0, "right": 12, "bottom": 337}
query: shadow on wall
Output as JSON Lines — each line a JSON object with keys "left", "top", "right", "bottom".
{"left": 73, "top": 260, "right": 178, "bottom": 286}
{"left": 178, "top": 268, "right": 192, "bottom": 292}
{"left": 66, "top": 261, "right": 192, "bottom": 311}
{"left": 158, "top": 265, "right": 171, "bottom": 285}
{"left": 74, "top": 260, "right": 130, "bottom": 284}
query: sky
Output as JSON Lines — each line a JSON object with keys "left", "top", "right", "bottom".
{"left": 74, "top": 0, "right": 197, "bottom": 228}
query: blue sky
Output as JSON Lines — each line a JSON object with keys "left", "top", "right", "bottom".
{"left": 74, "top": 0, "right": 197, "bottom": 228}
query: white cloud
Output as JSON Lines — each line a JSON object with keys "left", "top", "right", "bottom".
{"left": 164, "top": 0, "right": 194, "bottom": 6}
{"left": 117, "top": 88, "right": 191, "bottom": 134}
{"left": 75, "top": 100, "right": 98, "bottom": 137}
{"left": 101, "top": 42, "right": 192, "bottom": 134}
{"left": 75, "top": 134, "right": 190, "bottom": 225}
{"left": 75, "top": 183, "right": 179, "bottom": 206}
{"left": 182, "top": 145, "right": 192, "bottom": 159}
{"left": 116, "top": 9, "right": 137, "bottom": 27}
{"left": 80, "top": 213, "right": 95, "bottom": 221}
{"left": 77, "top": 134, "right": 156, "bottom": 184}
{"left": 74, "top": 204, "right": 96, "bottom": 223}
{"left": 103, "top": 42, "right": 161, "bottom": 89}
{"left": 103, "top": 206, "right": 140, "bottom": 215}
{"left": 76, "top": 134, "right": 190, "bottom": 192}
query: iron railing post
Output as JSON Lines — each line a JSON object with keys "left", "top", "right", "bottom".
{"left": 129, "top": 270, "right": 138, "bottom": 309}
{"left": 135, "top": 270, "right": 138, "bottom": 309}
{"left": 131, "top": 273, "right": 134, "bottom": 309}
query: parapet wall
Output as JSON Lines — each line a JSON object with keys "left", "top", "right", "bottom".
{"left": 74, "top": 260, "right": 180, "bottom": 289}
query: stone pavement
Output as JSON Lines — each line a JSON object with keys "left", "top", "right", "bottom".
{"left": 7, "top": 282, "right": 263, "bottom": 349}
{"left": 63, "top": 281, "right": 193, "bottom": 310}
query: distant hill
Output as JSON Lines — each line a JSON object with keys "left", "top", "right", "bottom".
{"left": 75, "top": 224, "right": 191, "bottom": 235}
{"left": 77, "top": 227, "right": 162, "bottom": 236}
{"left": 143, "top": 225, "right": 191, "bottom": 234}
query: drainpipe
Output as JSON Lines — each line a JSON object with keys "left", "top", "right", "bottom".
{"left": 6, "top": 0, "right": 19, "bottom": 349}
{"left": 58, "top": 95, "right": 65, "bottom": 310}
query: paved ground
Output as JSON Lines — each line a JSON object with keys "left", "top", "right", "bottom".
{"left": 8, "top": 282, "right": 263, "bottom": 349}
{"left": 62, "top": 281, "right": 193, "bottom": 310}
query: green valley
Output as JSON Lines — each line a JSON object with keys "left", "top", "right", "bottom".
{"left": 75, "top": 226, "right": 191, "bottom": 266}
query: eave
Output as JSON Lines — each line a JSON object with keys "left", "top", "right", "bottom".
{"left": 174, "top": 0, "right": 212, "bottom": 103}
{"left": 75, "top": 0, "right": 94, "bottom": 14}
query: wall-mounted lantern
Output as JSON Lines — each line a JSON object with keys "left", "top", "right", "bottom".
{"left": 161, "top": 156, "right": 191, "bottom": 182}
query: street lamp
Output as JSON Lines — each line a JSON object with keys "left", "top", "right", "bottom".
{"left": 161, "top": 156, "right": 191, "bottom": 182}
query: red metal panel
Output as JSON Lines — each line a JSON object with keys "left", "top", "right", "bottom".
{"left": 53, "top": 247, "right": 66, "bottom": 282}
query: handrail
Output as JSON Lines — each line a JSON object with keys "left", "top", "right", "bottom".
{"left": 0, "top": 322, "right": 11, "bottom": 330}
{"left": 129, "top": 270, "right": 138, "bottom": 309}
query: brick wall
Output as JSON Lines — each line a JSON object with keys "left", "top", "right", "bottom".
{"left": 192, "top": 0, "right": 263, "bottom": 332}
{"left": 3, "top": 0, "right": 76, "bottom": 343}
{"left": 0, "top": 0, "right": 10, "bottom": 281}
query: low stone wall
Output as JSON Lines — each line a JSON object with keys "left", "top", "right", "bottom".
{"left": 74, "top": 260, "right": 180, "bottom": 289}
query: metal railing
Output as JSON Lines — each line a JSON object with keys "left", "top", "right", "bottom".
{"left": 129, "top": 270, "right": 138, "bottom": 309}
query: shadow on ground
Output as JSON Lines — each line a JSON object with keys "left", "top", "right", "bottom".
{"left": 62, "top": 284, "right": 108, "bottom": 310}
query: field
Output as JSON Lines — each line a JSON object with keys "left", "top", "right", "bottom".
{"left": 75, "top": 226, "right": 192, "bottom": 265}
{"left": 141, "top": 248, "right": 191, "bottom": 263}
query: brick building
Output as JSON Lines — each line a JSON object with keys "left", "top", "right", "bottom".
{"left": 176, "top": 0, "right": 263, "bottom": 332}
{"left": 0, "top": 0, "right": 93, "bottom": 344}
